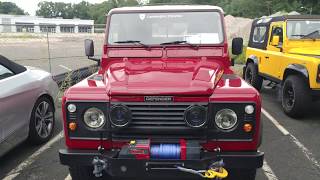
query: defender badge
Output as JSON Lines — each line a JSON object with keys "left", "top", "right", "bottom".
{"left": 144, "top": 96, "right": 173, "bottom": 102}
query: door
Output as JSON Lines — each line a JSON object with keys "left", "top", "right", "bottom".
{"left": 0, "top": 63, "right": 29, "bottom": 143}
{"left": 263, "top": 22, "right": 284, "bottom": 80}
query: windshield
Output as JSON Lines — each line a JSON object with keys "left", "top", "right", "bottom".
{"left": 287, "top": 20, "right": 320, "bottom": 39}
{"left": 108, "top": 11, "right": 224, "bottom": 45}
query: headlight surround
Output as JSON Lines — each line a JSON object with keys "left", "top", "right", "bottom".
{"left": 83, "top": 107, "right": 106, "bottom": 129}
{"left": 109, "top": 104, "right": 131, "bottom": 127}
{"left": 215, "top": 109, "right": 238, "bottom": 131}
{"left": 184, "top": 105, "right": 207, "bottom": 128}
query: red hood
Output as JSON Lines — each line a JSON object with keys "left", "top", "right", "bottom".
{"left": 105, "top": 59, "right": 224, "bottom": 96}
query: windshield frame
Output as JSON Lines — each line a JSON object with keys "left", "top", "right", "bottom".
{"left": 105, "top": 9, "right": 226, "bottom": 47}
{"left": 286, "top": 19, "right": 320, "bottom": 40}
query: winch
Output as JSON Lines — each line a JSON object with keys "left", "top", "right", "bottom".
{"left": 118, "top": 139, "right": 200, "bottom": 160}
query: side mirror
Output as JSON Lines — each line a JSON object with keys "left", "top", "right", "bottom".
{"left": 271, "top": 36, "right": 280, "bottom": 46}
{"left": 85, "top": 39, "right": 94, "bottom": 57}
{"left": 84, "top": 39, "right": 100, "bottom": 63}
{"left": 232, "top": 37, "right": 243, "bottom": 55}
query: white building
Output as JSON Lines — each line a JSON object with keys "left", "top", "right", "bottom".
{"left": 0, "top": 14, "right": 94, "bottom": 33}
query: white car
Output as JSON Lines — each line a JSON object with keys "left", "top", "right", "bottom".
{"left": 0, "top": 55, "right": 59, "bottom": 156}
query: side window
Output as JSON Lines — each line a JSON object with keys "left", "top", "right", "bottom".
{"left": 0, "top": 64, "right": 15, "bottom": 80}
{"left": 270, "top": 26, "right": 283, "bottom": 44}
{"left": 252, "top": 26, "right": 267, "bottom": 43}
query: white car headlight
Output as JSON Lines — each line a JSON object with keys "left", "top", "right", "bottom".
{"left": 215, "top": 109, "right": 238, "bottom": 130}
{"left": 67, "top": 104, "right": 77, "bottom": 113}
{"left": 83, "top": 107, "right": 106, "bottom": 129}
{"left": 245, "top": 105, "right": 255, "bottom": 114}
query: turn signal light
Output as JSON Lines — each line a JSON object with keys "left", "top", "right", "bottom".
{"left": 69, "top": 122, "right": 77, "bottom": 131}
{"left": 243, "top": 123, "right": 253, "bottom": 132}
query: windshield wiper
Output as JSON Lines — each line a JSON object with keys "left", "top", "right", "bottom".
{"left": 113, "top": 40, "right": 151, "bottom": 50}
{"left": 160, "top": 40, "right": 199, "bottom": 49}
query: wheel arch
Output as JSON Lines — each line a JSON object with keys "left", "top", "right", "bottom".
{"left": 283, "top": 64, "right": 310, "bottom": 86}
{"left": 36, "top": 93, "right": 56, "bottom": 112}
{"left": 246, "top": 55, "right": 259, "bottom": 66}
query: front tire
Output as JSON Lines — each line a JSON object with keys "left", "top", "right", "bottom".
{"left": 282, "top": 75, "right": 311, "bottom": 118}
{"left": 226, "top": 168, "right": 256, "bottom": 180}
{"left": 28, "top": 96, "right": 55, "bottom": 144}
{"left": 69, "top": 166, "right": 110, "bottom": 180}
{"left": 244, "top": 63, "right": 263, "bottom": 91}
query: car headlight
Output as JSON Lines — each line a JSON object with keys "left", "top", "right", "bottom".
{"left": 83, "top": 107, "right": 106, "bottom": 129}
{"left": 109, "top": 105, "right": 131, "bottom": 127}
{"left": 215, "top": 109, "right": 238, "bottom": 130}
{"left": 184, "top": 105, "right": 207, "bottom": 128}
{"left": 67, "top": 104, "right": 77, "bottom": 113}
{"left": 245, "top": 105, "right": 255, "bottom": 114}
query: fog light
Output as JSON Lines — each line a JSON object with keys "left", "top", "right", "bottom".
{"left": 184, "top": 105, "right": 207, "bottom": 128}
{"left": 69, "top": 122, "right": 77, "bottom": 131}
{"left": 243, "top": 123, "right": 253, "bottom": 132}
{"left": 109, "top": 105, "right": 131, "bottom": 127}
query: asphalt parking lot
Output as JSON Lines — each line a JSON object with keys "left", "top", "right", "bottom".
{"left": 0, "top": 80, "right": 320, "bottom": 180}
{"left": 0, "top": 34, "right": 104, "bottom": 75}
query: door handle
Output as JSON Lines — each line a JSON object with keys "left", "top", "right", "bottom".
{"left": 265, "top": 56, "right": 269, "bottom": 59}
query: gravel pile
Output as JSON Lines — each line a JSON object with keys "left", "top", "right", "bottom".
{"left": 224, "top": 15, "right": 253, "bottom": 44}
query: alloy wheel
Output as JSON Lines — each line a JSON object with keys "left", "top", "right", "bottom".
{"left": 34, "top": 101, "right": 54, "bottom": 138}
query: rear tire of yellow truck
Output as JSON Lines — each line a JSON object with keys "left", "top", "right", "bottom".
{"left": 244, "top": 63, "right": 263, "bottom": 91}
{"left": 282, "top": 75, "right": 311, "bottom": 118}
{"left": 69, "top": 166, "right": 111, "bottom": 180}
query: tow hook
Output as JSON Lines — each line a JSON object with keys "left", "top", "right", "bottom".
{"left": 92, "top": 156, "right": 107, "bottom": 177}
{"left": 176, "top": 160, "right": 228, "bottom": 179}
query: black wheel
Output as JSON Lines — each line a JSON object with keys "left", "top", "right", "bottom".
{"left": 282, "top": 75, "right": 311, "bottom": 118}
{"left": 226, "top": 168, "right": 256, "bottom": 180}
{"left": 69, "top": 166, "right": 111, "bottom": 180}
{"left": 244, "top": 63, "right": 263, "bottom": 91}
{"left": 28, "top": 96, "right": 55, "bottom": 144}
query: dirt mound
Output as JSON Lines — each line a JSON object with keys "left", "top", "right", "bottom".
{"left": 224, "top": 15, "right": 253, "bottom": 43}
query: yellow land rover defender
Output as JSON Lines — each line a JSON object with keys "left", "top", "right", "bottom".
{"left": 244, "top": 15, "right": 320, "bottom": 118}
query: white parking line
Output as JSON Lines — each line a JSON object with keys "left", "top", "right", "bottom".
{"left": 261, "top": 108, "right": 289, "bottom": 135}
{"left": 262, "top": 108, "right": 320, "bottom": 172}
{"left": 262, "top": 160, "right": 279, "bottom": 180}
{"left": 59, "top": 65, "right": 72, "bottom": 71}
{"left": 3, "top": 131, "right": 64, "bottom": 180}
{"left": 65, "top": 174, "right": 71, "bottom": 180}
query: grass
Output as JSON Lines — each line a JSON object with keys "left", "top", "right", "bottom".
{"left": 230, "top": 46, "right": 247, "bottom": 65}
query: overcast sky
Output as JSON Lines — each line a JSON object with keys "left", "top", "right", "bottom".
{"left": 4, "top": 0, "right": 106, "bottom": 15}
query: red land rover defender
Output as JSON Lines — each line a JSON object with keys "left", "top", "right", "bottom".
{"left": 59, "top": 5, "right": 264, "bottom": 180}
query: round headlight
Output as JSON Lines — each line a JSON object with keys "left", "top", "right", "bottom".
{"left": 67, "top": 104, "right": 77, "bottom": 113}
{"left": 109, "top": 105, "right": 131, "bottom": 127}
{"left": 215, "top": 109, "right": 238, "bottom": 130}
{"left": 184, "top": 105, "right": 207, "bottom": 128}
{"left": 83, "top": 107, "right": 106, "bottom": 129}
{"left": 245, "top": 105, "right": 255, "bottom": 114}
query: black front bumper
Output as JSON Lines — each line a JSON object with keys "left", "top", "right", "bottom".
{"left": 59, "top": 149, "right": 264, "bottom": 178}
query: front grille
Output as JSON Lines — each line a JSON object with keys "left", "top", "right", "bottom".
{"left": 111, "top": 102, "right": 208, "bottom": 140}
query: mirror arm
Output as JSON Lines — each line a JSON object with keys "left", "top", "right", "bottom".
{"left": 88, "top": 56, "right": 100, "bottom": 65}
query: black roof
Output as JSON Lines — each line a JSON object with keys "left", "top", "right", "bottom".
{"left": 253, "top": 15, "right": 320, "bottom": 26}
{"left": 0, "top": 55, "right": 26, "bottom": 74}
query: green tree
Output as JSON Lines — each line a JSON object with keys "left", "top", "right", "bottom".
{"left": 0, "top": 1, "right": 26, "bottom": 15}
{"left": 36, "top": 1, "right": 74, "bottom": 18}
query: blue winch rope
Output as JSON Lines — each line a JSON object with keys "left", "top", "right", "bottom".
{"left": 150, "top": 144, "right": 181, "bottom": 159}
